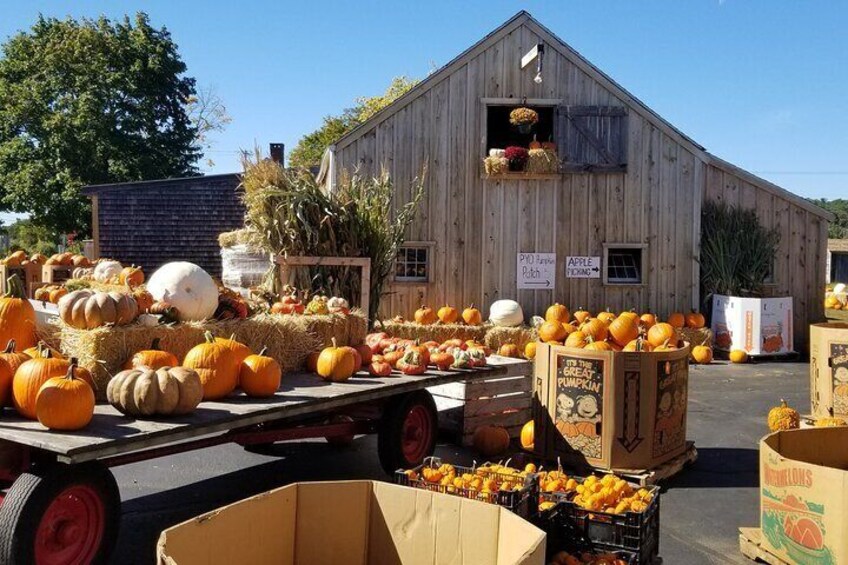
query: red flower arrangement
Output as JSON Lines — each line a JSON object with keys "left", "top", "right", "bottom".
{"left": 504, "top": 146, "right": 529, "bottom": 171}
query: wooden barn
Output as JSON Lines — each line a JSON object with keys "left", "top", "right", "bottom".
{"left": 327, "top": 11, "right": 831, "bottom": 350}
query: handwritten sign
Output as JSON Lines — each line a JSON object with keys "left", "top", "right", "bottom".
{"left": 566, "top": 256, "right": 601, "bottom": 279}
{"left": 517, "top": 253, "right": 555, "bottom": 289}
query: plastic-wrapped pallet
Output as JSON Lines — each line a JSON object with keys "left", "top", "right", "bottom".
{"left": 220, "top": 244, "right": 269, "bottom": 290}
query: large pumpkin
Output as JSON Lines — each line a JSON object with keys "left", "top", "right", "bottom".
{"left": 608, "top": 315, "right": 639, "bottom": 347}
{"left": 472, "top": 425, "right": 511, "bottom": 457}
{"left": 0, "top": 275, "right": 37, "bottom": 350}
{"left": 12, "top": 349, "right": 70, "bottom": 419}
{"left": 124, "top": 338, "right": 179, "bottom": 370}
{"left": 239, "top": 347, "right": 281, "bottom": 397}
{"left": 520, "top": 420, "right": 534, "bottom": 451}
{"left": 183, "top": 332, "right": 240, "bottom": 400}
{"left": 58, "top": 290, "right": 139, "bottom": 329}
{"left": 36, "top": 362, "right": 95, "bottom": 430}
{"left": 316, "top": 339, "right": 358, "bottom": 382}
{"left": 146, "top": 262, "right": 219, "bottom": 321}
{"left": 489, "top": 299, "right": 524, "bottom": 327}
{"left": 539, "top": 321, "right": 567, "bottom": 343}
{"left": 647, "top": 323, "right": 677, "bottom": 348}
{"left": 107, "top": 366, "right": 203, "bottom": 416}
{"left": 93, "top": 260, "right": 123, "bottom": 283}
{"left": 545, "top": 303, "right": 570, "bottom": 324}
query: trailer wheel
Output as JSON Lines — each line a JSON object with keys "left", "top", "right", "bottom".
{"left": 378, "top": 390, "right": 438, "bottom": 475}
{"left": 0, "top": 462, "right": 120, "bottom": 565}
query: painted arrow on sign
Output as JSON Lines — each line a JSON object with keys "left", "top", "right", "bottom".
{"left": 618, "top": 371, "right": 643, "bottom": 453}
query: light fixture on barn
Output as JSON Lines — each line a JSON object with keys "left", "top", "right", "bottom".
{"left": 521, "top": 42, "right": 545, "bottom": 84}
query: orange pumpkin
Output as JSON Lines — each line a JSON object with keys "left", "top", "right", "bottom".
{"left": 524, "top": 341, "right": 538, "bottom": 360}
{"left": 12, "top": 348, "right": 70, "bottom": 419}
{"left": 545, "top": 303, "right": 570, "bottom": 324}
{"left": 437, "top": 304, "right": 459, "bottom": 324}
{"left": 183, "top": 331, "right": 240, "bottom": 400}
{"left": 119, "top": 265, "right": 145, "bottom": 287}
{"left": 35, "top": 362, "right": 95, "bottom": 430}
{"left": 214, "top": 334, "right": 252, "bottom": 366}
{"left": 573, "top": 308, "right": 591, "bottom": 325}
{"left": 71, "top": 254, "right": 91, "bottom": 267}
{"left": 691, "top": 345, "right": 713, "bottom": 364}
{"left": 581, "top": 318, "right": 609, "bottom": 342}
{"left": 584, "top": 338, "right": 613, "bottom": 351}
{"left": 608, "top": 315, "right": 639, "bottom": 347}
{"left": 383, "top": 350, "right": 404, "bottom": 368}
{"left": 23, "top": 342, "right": 64, "bottom": 360}
{"left": 430, "top": 352, "right": 454, "bottom": 371}
{"left": 472, "top": 425, "right": 510, "bottom": 457}
{"left": 539, "top": 320, "right": 567, "bottom": 343}
{"left": 413, "top": 306, "right": 437, "bottom": 325}
{"left": 49, "top": 287, "right": 68, "bottom": 303}
{"left": 368, "top": 360, "right": 393, "bottom": 377}
{"left": 498, "top": 343, "right": 521, "bottom": 358}
{"left": 124, "top": 337, "right": 179, "bottom": 370}
{"left": 647, "top": 323, "right": 677, "bottom": 348}
{"left": 0, "top": 275, "right": 37, "bottom": 351}
{"left": 0, "top": 339, "right": 30, "bottom": 378}
{"left": 305, "top": 351, "right": 320, "bottom": 372}
{"left": 239, "top": 346, "right": 282, "bottom": 397}
{"left": 29, "top": 253, "right": 47, "bottom": 265}
{"left": 576, "top": 421, "right": 597, "bottom": 437}
{"left": 133, "top": 289, "right": 155, "bottom": 313}
{"left": 667, "top": 312, "right": 685, "bottom": 328}
{"left": 520, "top": 420, "right": 534, "bottom": 451}
{"left": 623, "top": 337, "right": 653, "bottom": 352}
{"left": 354, "top": 344, "right": 372, "bottom": 366}
{"left": 685, "top": 311, "right": 706, "bottom": 329}
{"left": 639, "top": 311, "right": 657, "bottom": 329}
{"left": 565, "top": 331, "right": 589, "bottom": 349}
{"left": 557, "top": 420, "right": 580, "bottom": 438}
{"left": 316, "top": 339, "right": 358, "bottom": 382}
{"left": 597, "top": 309, "right": 616, "bottom": 325}
{"left": 462, "top": 305, "right": 483, "bottom": 325}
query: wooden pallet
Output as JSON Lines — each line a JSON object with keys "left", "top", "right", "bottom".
{"left": 592, "top": 442, "right": 698, "bottom": 486}
{"left": 428, "top": 360, "right": 532, "bottom": 446}
{"left": 739, "top": 527, "right": 790, "bottom": 565}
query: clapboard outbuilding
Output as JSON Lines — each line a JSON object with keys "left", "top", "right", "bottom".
{"left": 326, "top": 11, "right": 832, "bottom": 350}
{"left": 84, "top": 174, "right": 242, "bottom": 278}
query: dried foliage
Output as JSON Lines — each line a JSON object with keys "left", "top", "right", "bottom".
{"left": 239, "top": 151, "right": 425, "bottom": 322}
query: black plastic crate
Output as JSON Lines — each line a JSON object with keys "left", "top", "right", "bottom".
{"left": 395, "top": 457, "right": 539, "bottom": 520}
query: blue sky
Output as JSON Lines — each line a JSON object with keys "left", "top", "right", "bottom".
{"left": 1, "top": 0, "right": 846, "bottom": 204}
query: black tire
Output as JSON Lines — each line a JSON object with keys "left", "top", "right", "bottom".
{"left": 0, "top": 462, "right": 121, "bottom": 565}
{"left": 377, "top": 390, "right": 438, "bottom": 475}
{"left": 242, "top": 443, "right": 279, "bottom": 455}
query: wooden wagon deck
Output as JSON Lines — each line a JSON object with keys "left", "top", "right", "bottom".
{"left": 0, "top": 357, "right": 529, "bottom": 464}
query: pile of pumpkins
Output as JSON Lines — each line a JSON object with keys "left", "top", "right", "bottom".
{"left": 33, "top": 285, "right": 68, "bottom": 304}
{"left": 0, "top": 250, "right": 92, "bottom": 269}
{"left": 402, "top": 461, "right": 536, "bottom": 496}
{"left": 825, "top": 285, "right": 846, "bottom": 310}
{"left": 308, "top": 332, "right": 493, "bottom": 382}
{"left": 271, "top": 291, "right": 350, "bottom": 316}
{"left": 766, "top": 399, "right": 847, "bottom": 431}
{"left": 407, "top": 300, "right": 525, "bottom": 328}
{"left": 72, "top": 259, "right": 144, "bottom": 287}
{"left": 548, "top": 550, "right": 629, "bottom": 565}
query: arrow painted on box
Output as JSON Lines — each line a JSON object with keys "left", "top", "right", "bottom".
{"left": 524, "top": 280, "right": 552, "bottom": 287}
{"left": 618, "top": 371, "right": 643, "bottom": 453}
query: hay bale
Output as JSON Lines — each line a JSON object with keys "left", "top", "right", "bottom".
{"left": 377, "top": 320, "right": 487, "bottom": 343}
{"left": 55, "top": 311, "right": 366, "bottom": 399}
{"left": 484, "top": 326, "right": 537, "bottom": 351}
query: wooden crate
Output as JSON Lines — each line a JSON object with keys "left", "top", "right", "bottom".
{"left": 42, "top": 265, "right": 73, "bottom": 285}
{"left": 0, "top": 264, "right": 41, "bottom": 297}
{"left": 739, "top": 527, "right": 789, "bottom": 565}
{"left": 428, "top": 362, "right": 533, "bottom": 445}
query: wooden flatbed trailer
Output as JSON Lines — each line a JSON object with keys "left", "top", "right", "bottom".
{"left": 0, "top": 356, "right": 529, "bottom": 564}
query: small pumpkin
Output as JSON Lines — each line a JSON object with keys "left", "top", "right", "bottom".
{"left": 647, "top": 323, "right": 677, "bottom": 348}
{"left": 729, "top": 349, "right": 749, "bottom": 364}
{"left": 667, "top": 312, "right": 685, "bottom": 329}
{"left": 29, "top": 253, "right": 47, "bottom": 265}
{"left": 565, "top": 331, "right": 589, "bottom": 349}
{"left": 437, "top": 304, "right": 459, "bottom": 324}
{"left": 430, "top": 352, "right": 454, "bottom": 371}
{"left": 584, "top": 338, "right": 613, "bottom": 351}
{"left": 414, "top": 306, "right": 437, "bottom": 325}
{"left": 524, "top": 341, "right": 538, "bottom": 360}
{"left": 383, "top": 350, "right": 404, "bottom": 368}
{"left": 639, "top": 311, "right": 657, "bottom": 328}
{"left": 316, "top": 338, "right": 358, "bottom": 382}
{"left": 489, "top": 299, "right": 524, "bottom": 327}
{"left": 397, "top": 349, "right": 427, "bottom": 375}
{"left": 609, "top": 315, "right": 639, "bottom": 347}
{"left": 71, "top": 254, "right": 91, "bottom": 268}
{"left": 125, "top": 337, "right": 179, "bottom": 370}
{"left": 767, "top": 399, "right": 800, "bottom": 432}
{"left": 467, "top": 347, "right": 487, "bottom": 367}
{"left": 183, "top": 331, "right": 240, "bottom": 400}
{"left": 472, "top": 425, "right": 511, "bottom": 457}
{"left": 462, "top": 305, "right": 483, "bottom": 325}
{"left": 133, "top": 289, "right": 154, "bottom": 313}
{"left": 597, "top": 309, "right": 616, "bottom": 325}
{"left": 623, "top": 337, "right": 653, "bottom": 352}
{"left": 520, "top": 420, "right": 534, "bottom": 451}
{"left": 58, "top": 290, "right": 138, "bottom": 329}
{"left": 691, "top": 345, "right": 713, "bottom": 364}
{"left": 365, "top": 332, "right": 390, "bottom": 354}
{"left": 539, "top": 321, "right": 567, "bottom": 343}
{"left": 498, "top": 343, "right": 521, "bottom": 358}
{"left": 240, "top": 347, "right": 281, "bottom": 397}
{"left": 49, "top": 287, "right": 67, "bottom": 303}
{"left": 0, "top": 275, "right": 37, "bottom": 351}
{"left": 12, "top": 348, "right": 70, "bottom": 419}
{"left": 93, "top": 260, "right": 123, "bottom": 283}
{"left": 23, "top": 342, "right": 64, "bottom": 360}
{"left": 146, "top": 262, "right": 219, "bottom": 321}
{"left": 354, "top": 344, "right": 372, "bottom": 367}
{"left": 0, "top": 339, "right": 30, "bottom": 380}
{"left": 573, "top": 307, "right": 591, "bottom": 325}
{"left": 107, "top": 366, "right": 203, "bottom": 416}
{"left": 685, "top": 310, "right": 706, "bottom": 329}
{"left": 451, "top": 349, "right": 472, "bottom": 369}
{"left": 545, "top": 303, "right": 570, "bottom": 324}
{"left": 368, "top": 360, "right": 393, "bottom": 377}
{"left": 36, "top": 361, "right": 95, "bottom": 430}
{"left": 305, "top": 351, "right": 320, "bottom": 372}
{"left": 581, "top": 319, "right": 609, "bottom": 342}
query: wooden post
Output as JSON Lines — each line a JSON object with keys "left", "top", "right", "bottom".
{"left": 274, "top": 256, "right": 372, "bottom": 319}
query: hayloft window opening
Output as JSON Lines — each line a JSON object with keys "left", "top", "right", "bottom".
{"left": 603, "top": 244, "right": 647, "bottom": 285}
{"left": 483, "top": 102, "right": 560, "bottom": 176}
{"left": 485, "top": 105, "right": 556, "bottom": 154}
{"left": 395, "top": 243, "right": 433, "bottom": 283}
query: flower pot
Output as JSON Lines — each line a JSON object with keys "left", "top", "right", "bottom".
{"left": 516, "top": 123, "right": 534, "bottom": 134}
{"left": 508, "top": 160, "right": 526, "bottom": 172}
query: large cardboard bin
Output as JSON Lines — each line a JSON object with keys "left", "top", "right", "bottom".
{"left": 711, "top": 294, "right": 794, "bottom": 355}
{"left": 810, "top": 322, "right": 848, "bottom": 417}
{"left": 533, "top": 342, "right": 690, "bottom": 473}
{"left": 156, "top": 480, "right": 546, "bottom": 565}
{"left": 759, "top": 428, "right": 848, "bottom": 564}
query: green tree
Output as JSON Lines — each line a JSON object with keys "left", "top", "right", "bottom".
{"left": 0, "top": 13, "right": 203, "bottom": 234}
{"left": 809, "top": 198, "right": 848, "bottom": 239}
{"left": 289, "top": 76, "right": 419, "bottom": 169}
{"left": 7, "top": 218, "right": 58, "bottom": 255}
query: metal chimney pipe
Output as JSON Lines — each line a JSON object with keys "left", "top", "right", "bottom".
{"left": 270, "top": 143, "right": 284, "bottom": 163}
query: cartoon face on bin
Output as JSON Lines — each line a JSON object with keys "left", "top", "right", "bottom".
{"left": 658, "top": 391, "right": 673, "bottom": 418}
{"left": 556, "top": 394, "right": 574, "bottom": 421}
{"left": 576, "top": 395, "right": 599, "bottom": 420}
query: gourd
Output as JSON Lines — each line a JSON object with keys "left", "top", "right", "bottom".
{"left": 520, "top": 420, "right": 534, "bottom": 451}
{"left": 609, "top": 315, "right": 639, "bottom": 347}
{"left": 488, "top": 299, "right": 524, "bottom": 327}
{"left": 437, "top": 304, "right": 458, "bottom": 324}
{"left": 0, "top": 275, "right": 37, "bottom": 351}
{"left": 368, "top": 360, "right": 393, "bottom": 377}
{"left": 767, "top": 399, "right": 800, "bottom": 432}
{"left": 815, "top": 417, "right": 847, "bottom": 427}
{"left": 124, "top": 338, "right": 179, "bottom": 370}
{"left": 451, "top": 349, "right": 472, "bottom": 369}
{"left": 239, "top": 347, "right": 281, "bottom": 397}
{"left": 647, "top": 323, "right": 677, "bottom": 348}
{"left": 119, "top": 265, "right": 145, "bottom": 287}
{"left": 430, "top": 352, "right": 454, "bottom": 371}
{"left": 71, "top": 255, "right": 91, "bottom": 267}
{"left": 691, "top": 345, "right": 713, "bottom": 364}
{"left": 462, "top": 305, "right": 482, "bottom": 325}
{"left": 729, "top": 349, "right": 748, "bottom": 364}
{"left": 146, "top": 262, "right": 219, "bottom": 322}
{"left": 107, "top": 366, "right": 203, "bottom": 416}
{"left": 413, "top": 306, "right": 437, "bottom": 325}
{"left": 545, "top": 303, "right": 570, "bottom": 324}
{"left": 58, "top": 290, "right": 138, "bottom": 329}
{"left": 397, "top": 349, "right": 427, "bottom": 375}
{"left": 472, "top": 425, "right": 510, "bottom": 457}
{"left": 133, "top": 289, "right": 154, "bottom": 313}
{"left": 93, "top": 260, "right": 123, "bottom": 283}
{"left": 327, "top": 296, "right": 349, "bottom": 314}
{"left": 685, "top": 310, "right": 706, "bottom": 329}
{"left": 306, "top": 295, "right": 330, "bottom": 315}
{"left": 183, "top": 331, "right": 240, "bottom": 400}
{"left": 539, "top": 321, "right": 567, "bottom": 343}
{"left": 316, "top": 339, "right": 358, "bottom": 382}
{"left": 524, "top": 341, "right": 538, "bottom": 360}
{"left": 498, "top": 343, "right": 521, "bottom": 358}
{"left": 12, "top": 349, "right": 70, "bottom": 419}
{"left": 72, "top": 266, "right": 93, "bottom": 280}
{"left": 36, "top": 362, "right": 95, "bottom": 430}
{"left": 666, "top": 312, "right": 685, "bottom": 329}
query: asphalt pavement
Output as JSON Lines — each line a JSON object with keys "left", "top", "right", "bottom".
{"left": 110, "top": 361, "right": 810, "bottom": 564}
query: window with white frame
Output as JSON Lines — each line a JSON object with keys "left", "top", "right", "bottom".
{"left": 395, "top": 244, "right": 433, "bottom": 283}
{"left": 603, "top": 244, "right": 647, "bottom": 285}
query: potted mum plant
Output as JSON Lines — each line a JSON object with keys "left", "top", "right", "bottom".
{"left": 504, "top": 146, "right": 529, "bottom": 172}
{"left": 509, "top": 107, "right": 538, "bottom": 133}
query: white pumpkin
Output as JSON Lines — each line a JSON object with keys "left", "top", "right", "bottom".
{"left": 93, "top": 260, "right": 122, "bottom": 283}
{"left": 489, "top": 299, "right": 524, "bottom": 327}
{"left": 835, "top": 283, "right": 846, "bottom": 295}
{"left": 146, "top": 262, "right": 218, "bottom": 321}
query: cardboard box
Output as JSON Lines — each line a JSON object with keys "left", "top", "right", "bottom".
{"left": 156, "top": 480, "right": 546, "bottom": 565}
{"left": 759, "top": 428, "right": 848, "bottom": 564}
{"left": 711, "top": 295, "right": 794, "bottom": 355}
{"left": 809, "top": 322, "right": 848, "bottom": 417}
{"left": 0, "top": 264, "right": 41, "bottom": 298}
{"left": 533, "top": 342, "right": 690, "bottom": 473}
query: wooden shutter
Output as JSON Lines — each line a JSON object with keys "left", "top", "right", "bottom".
{"left": 556, "top": 106, "right": 627, "bottom": 172}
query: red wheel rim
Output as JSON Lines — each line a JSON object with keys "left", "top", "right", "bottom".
{"left": 35, "top": 484, "right": 105, "bottom": 565}
{"left": 402, "top": 405, "right": 433, "bottom": 464}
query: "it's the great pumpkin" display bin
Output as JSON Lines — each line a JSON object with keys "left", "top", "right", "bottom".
{"left": 809, "top": 322, "right": 848, "bottom": 418}
{"left": 532, "top": 342, "right": 691, "bottom": 473}
{"left": 758, "top": 428, "right": 848, "bottom": 564}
